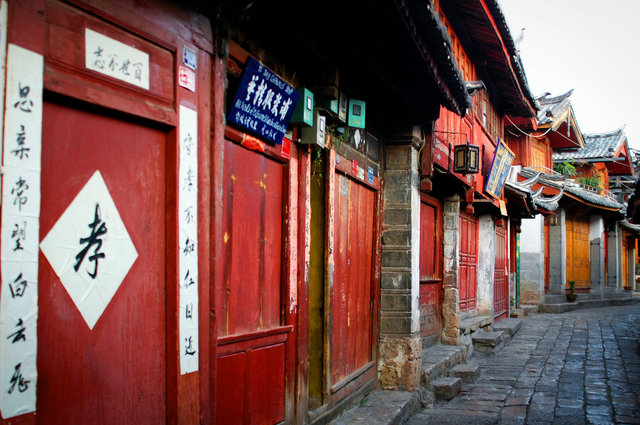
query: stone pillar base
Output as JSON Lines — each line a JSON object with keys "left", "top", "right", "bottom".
{"left": 378, "top": 335, "right": 422, "bottom": 391}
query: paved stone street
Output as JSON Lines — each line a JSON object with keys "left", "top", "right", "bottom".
{"left": 408, "top": 304, "right": 640, "bottom": 425}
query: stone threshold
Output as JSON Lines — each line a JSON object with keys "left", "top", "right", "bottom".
{"left": 328, "top": 390, "right": 420, "bottom": 425}
{"left": 459, "top": 315, "right": 492, "bottom": 335}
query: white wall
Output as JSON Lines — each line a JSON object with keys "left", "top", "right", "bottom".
{"left": 476, "top": 215, "right": 495, "bottom": 316}
{"left": 589, "top": 215, "right": 603, "bottom": 242}
{"left": 521, "top": 215, "right": 543, "bottom": 253}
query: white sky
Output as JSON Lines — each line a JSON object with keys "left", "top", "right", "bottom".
{"left": 497, "top": 0, "right": 640, "bottom": 149}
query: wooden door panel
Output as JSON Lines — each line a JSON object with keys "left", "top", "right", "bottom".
{"left": 215, "top": 138, "right": 289, "bottom": 425}
{"left": 566, "top": 215, "right": 590, "bottom": 289}
{"left": 218, "top": 140, "right": 283, "bottom": 337}
{"left": 38, "top": 101, "right": 167, "bottom": 424}
{"left": 494, "top": 224, "right": 507, "bottom": 320}
{"left": 331, "top": 173, "right": 375, "bottom": 385}
{"left": 216, "top": 344, "right": 285, "bottom": 425}
{"left": 459, "top": 212, "right": 477, "bottom": 311}
{"left": 419, "top": 197, "right": 442, "bottom": 340}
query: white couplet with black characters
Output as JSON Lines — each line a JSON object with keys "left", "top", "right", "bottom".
{"left": 179, "top": 105, "right": 199, "bottom": 374}
{"left": 0, "top": 43, "right": 43, "bottom": 419}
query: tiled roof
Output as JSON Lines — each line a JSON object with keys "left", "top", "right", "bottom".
{"left": 519, "top": 167, "right": 623, "bottom": 212}
{"left": 553, "top": 127, "right": 627, "bottom": 162}
{"left": 564, "top": 185, "right": 624, "bottom": 210}
{"left": 536, "top": 90, "right": 573, "bottom": 126}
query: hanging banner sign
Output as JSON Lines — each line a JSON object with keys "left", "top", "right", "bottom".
{"left": 228, "top": 57, "right": 299, "bottom": 145}
{"left": 484, "top": 139, "right": 515, "bottom": 199}
{"left": 178, "top": 105, "right": 199, "bottom": 375}
{"left": 0, "top": 43, "right": 43, "bottom": 419}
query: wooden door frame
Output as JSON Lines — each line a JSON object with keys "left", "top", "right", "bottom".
{"left": 212, "top": 127, "right": 299, "bottom": 424}
{"left": 4, "top": 0, "right": 212, "bottom": 423}
{"left": 493, "top": 221, "right": 508, "bottom": 321}
{"left": 458, "top": 211, "right": 478, "bottom": 312}
{"left": 319, "top": 149, "right": 381, "bottom": 416}
{"left": 419, "top": 194, "right": 443, "bottom": 342}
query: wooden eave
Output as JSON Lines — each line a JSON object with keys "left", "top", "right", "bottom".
{"left": 217, "top": 0, "right": 472, "bottom": 128}
{"left": 562, "top": 191, "right": 622, "bottom": 213}
{"left": 440, "top": 0, "right": 536, "bottom": 118}
{"left": 606, "top": 141, "right": 634, "bottom": 175}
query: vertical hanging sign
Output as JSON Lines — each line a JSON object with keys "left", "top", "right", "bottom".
{"left": 178, "top": 105, "right": 199, "bottom": 374}
{"left": 0, "top": 44, "right": 43, "bottom": 419}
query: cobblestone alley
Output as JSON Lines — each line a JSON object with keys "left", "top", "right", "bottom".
{"left": 408, "top": 304, "right": 640, "bottom": 425}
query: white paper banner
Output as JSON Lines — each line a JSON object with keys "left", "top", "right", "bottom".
{"left": 0, "top": 43, "right": 43, "bottom": 419}
{"left": 85, "top": 28, "right": 150, "bottom": 90}
{"left": 40, "top": 171, "right": 138, "bottom": 330}
{"left": 178, "top": 105, "right": 198, "bottom": 374}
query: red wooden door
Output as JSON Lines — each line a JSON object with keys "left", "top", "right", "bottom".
{"left": 493, "top": 223, "right": 508, "bottom": 321}
{"left": 331, "top": 172, "right": 375, "bottom": 387}
{"left": 215, "top": 137, "right": 292, "bottom": 425}
{"left": 419, "top": 195, "right": 443, "bottom": 342}
{"left": 459, "top": 212, "right": 478, "bottom": 311}
{"left": 38, "top": 102, "right": 167, "bottom": 424}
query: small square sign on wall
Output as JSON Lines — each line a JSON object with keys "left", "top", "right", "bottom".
{"left": 183, "top": 46, "right": 197, "bottom": 70}
{"left": 179, "top": 66, "right": 196, "bottom": 92}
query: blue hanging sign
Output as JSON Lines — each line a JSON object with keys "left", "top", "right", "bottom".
{"left": 228, "top": 57, "right": 299, "bottom": 145}
{"left": 484, "top": 139, "right": 515, "bottom": 199}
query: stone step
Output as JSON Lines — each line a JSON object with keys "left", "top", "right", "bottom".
{"left": 540, "top": 302, "right": 579, "bottom": 314}
{"left": 603, "top": 290, "right": 633, "bottom": 299}
{"left": 430, "top": 377, "right": 462, "bottom": 401}
{"left": 420, "top": 343, "right": 464, "bottom": 387}
{"left": 472, "top": 330, "right": 506, "bottom": 353}
{"left": 576, "top": 292, "right": 603, "bottom": 301}
{"left": 521, "top": 304, "right": 539, "bottom": 315}
{"left": 449, "top": 363, "right": 480, "bottom": 383}
{"left": 509, "top": 308, "right": 524, "bottom": 319}
{"left": 459, "top": 315, "right": 492, "bottom": 335}
{"left": 543, "top": 294, "right": 567, "bottom": 304}
{"left": 493, "top": 318, "right": 522, "bottom": 336}
{"left": 329, "top": 390, "right": 420, "bottom": 425}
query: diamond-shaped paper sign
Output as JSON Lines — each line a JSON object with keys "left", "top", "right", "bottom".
{"left": 40, "top": 170, "right": 138, "bottom": 329}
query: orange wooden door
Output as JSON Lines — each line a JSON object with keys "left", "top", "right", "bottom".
{"left": 493, "top": 223, "right": 508, "bottom": 321}
{"left": 419, "top": 195, "right": 443, "bottom": 341}
{"left": 459, "top": 212, "right": 478, "bottom": 311}
{"left": 38, "top": 101, "right": 168, "bottom": 424}
{"left": 215, "top": 137, "right": 293, "bottom": 425}
{"left": 331, "top": 172, "right": 376, "bottom": 387}
{"left": 566, "top": 215, "right": 590, "bottom": 290}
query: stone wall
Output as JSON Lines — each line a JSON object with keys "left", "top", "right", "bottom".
{"left": 548, "top": 210, "right": 566, "bottom": 295}
{"left": 520, "top": 251, "right": 544, "bottom": 304}
{"left": 441, "top": 195, "right": 460, "bottom": 345}
{"left": 520, "top": 215, "right": 545, "bottom": 304}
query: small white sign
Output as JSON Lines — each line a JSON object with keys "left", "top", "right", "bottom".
{"left": 178, "top": 66, "right": 196, "bottom": 92}
{"left": 85, "top": 28, "right": 149, "bottom": 90}
{"left": 40, "top": 171, "right": 138, "bottom": 330}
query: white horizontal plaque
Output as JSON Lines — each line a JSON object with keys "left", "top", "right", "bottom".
{"left": 85, "top": 28, "right": 149, "bottom": 90}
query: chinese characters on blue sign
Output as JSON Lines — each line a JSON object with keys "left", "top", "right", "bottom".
{"left": 484, "top": 139, "right": 515, "bottom": 199}
{"left": 228, "top": 57, "right": 299, "bottom": 145}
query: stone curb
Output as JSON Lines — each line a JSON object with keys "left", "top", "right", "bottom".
{"left": 328, "top": 390, "right": 420, "bottom": 425}
{"left": 540, "top": 297, "right": 640, "bottom": 313}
